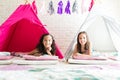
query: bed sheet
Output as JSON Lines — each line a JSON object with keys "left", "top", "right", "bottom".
{"left": 92, "top": 51, "right": 119, "bottom": 57}
{"left": 0, "top": 56, "right": 59, "bottom": 65}
{"left": 68, "top": 58, "right": 120, "bottom": 65}
{"left": 0, "top": 62, "right": 120, "bottom": 80}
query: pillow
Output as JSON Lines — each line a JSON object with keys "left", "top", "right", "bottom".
{"left": 22, "top": 55, "right": 58, "bottom": 60}
{"left": 73, "top": 55, "right": 107, "bottom": 60}
{"left": 0, "top": 56, "right": 13, "bottom": 60}
{"left": 68, "top": 59, "right": 112, "bottom": 65}
{"left": 108, "top": 56, "right": 120, "bottom": 61}
{"left": 0, "top": 52, "right": 11, "bottom": 56}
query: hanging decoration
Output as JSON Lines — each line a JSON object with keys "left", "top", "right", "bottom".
{"left": 88, "top": 0, "right": 94, "bottom": 11}
{"left": 57, "top": 0, "right": 63, "bottom": 14}
{"left": 38, "top": 0, "right": 94, "bottom": 15}
{"left": 72, "top": 0, "right": 78, "bottom": 13}
{"left": 65, "top": 0, "right": 71, "bottom": 14}
{"left": 40, "top": 1, "right": 46, "bottom": 15}
{"left": 48, "top": 1, "right": 55, "bottom": 15}
{"left": 81, "top": 0, "right": 90, "bottom": 14}
{"left": 81, "top": 0, "right": 86, "bottom": 14}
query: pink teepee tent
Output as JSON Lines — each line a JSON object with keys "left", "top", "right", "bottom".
{"left": 0, "top": 2, "right": 63, "bottom": 59}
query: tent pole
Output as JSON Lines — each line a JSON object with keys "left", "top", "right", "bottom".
{"left": 25, "top": 0, "right": 29, "bottom": 4}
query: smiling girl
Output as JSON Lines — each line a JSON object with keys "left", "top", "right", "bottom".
{"left": 28, "top": 33, "right": 56, "bottom": 56}
{"left": 72, "top": 31, "right": 92, "bottom": 58}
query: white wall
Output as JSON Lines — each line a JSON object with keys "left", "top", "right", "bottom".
{"left": 0, "top": 0, "right": 120, "bottom": 54}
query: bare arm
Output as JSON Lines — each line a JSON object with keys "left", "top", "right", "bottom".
{"left": 28, "top": 47, "right": 53, "bottom": 56}
{"left": 72, "top": 44, "right": 92, "bottom": 58}
{"left": 87, "top": 43, "right": 92, "bottom": 55}
{"left": 28, "top": 48, "right": 41, "bottom": 56}
{"left": 72, "top": 44, "right": 81, "bottom": 57}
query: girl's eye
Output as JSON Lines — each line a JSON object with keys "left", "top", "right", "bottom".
{"left": 45, "top": 39, "right": 47, "bottom": 41}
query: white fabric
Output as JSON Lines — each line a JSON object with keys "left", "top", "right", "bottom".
{"left": 65, "top": 3, "right": 120, "bottom": 60}
{"left": 103, "top": 16, "right": 120, "bottom": 55}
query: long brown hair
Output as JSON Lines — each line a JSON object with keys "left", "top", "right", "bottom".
{"left": 36, "top": 33, "right": 56, "bottom": 55}
{"left": 77, "top": 31, "right": 90, "bottom": 53}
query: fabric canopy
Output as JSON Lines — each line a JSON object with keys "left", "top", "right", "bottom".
{"left": 0, "top": 3, "right": 63, "bottom": 59}
{"left": 65, "top": 2, "right": 120, "bottom": 60}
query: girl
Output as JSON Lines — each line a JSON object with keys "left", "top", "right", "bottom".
{"left": 72, "top": 31, "right": 92, "bottom": 58}
{"left": 28, "top": 33, "right": 56, "bottom": 56}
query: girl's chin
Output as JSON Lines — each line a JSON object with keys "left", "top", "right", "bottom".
{"left": 45, "top": 46, "right": 50, "bottom": 48}
{"left": 81, "top": 43, "right": 85, "bottom": 45}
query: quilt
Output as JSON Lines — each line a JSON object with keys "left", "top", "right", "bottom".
{"left": 0, "top": 63, "right": 120, "bottom": 80}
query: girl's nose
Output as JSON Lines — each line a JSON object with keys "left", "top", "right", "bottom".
{"left": 46, "top": 41, "right": 50, "bottom": 44}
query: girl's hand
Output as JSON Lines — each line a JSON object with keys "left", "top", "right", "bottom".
{"left": 46, "top": 47, "right": 52, "bottom": 55}
{"left": 46, "top": 47, "right": 52, "bottom": 51}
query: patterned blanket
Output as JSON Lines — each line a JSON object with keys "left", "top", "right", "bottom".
{"left": 0, "top": 64, "right": 120, "bottom": 80}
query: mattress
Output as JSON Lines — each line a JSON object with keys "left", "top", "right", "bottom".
{"left": 12, "top": 59, "right": 58, "bottom": 65}
{"left": 0, "top": 60, "right": 12, "bottom": 65}
{"left": 68, "top": 58, "right": 119, "bottom": 65}
{"left": 0, "top": 55, "right": 13, "bottom": 64}
{"left": 12, "top": 55, "right": 59, "bottom": 65}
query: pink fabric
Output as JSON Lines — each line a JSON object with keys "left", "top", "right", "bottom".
{"left": 7, "top": 18, "right": 47, "bottom": 52}
{"left": 22, "top": 55, "right": 58, "bottom": 60}
{"left": 0, "top": 56, "right": 13, "bottom": 60}
{"left": 73, "top": 55, "right": 107, "bottom": 60}
{"left": 88, "top": 0, "right": 94, "bottom": 11}
{"left": 0, "top": 4, "right": 64, "bottom": 59}
{"left": 0, "top": 65, "right": 32, "bottom": 70}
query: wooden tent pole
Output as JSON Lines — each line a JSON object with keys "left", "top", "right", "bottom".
{"left": 24, "top": 0, "right": 29, "bottom": 4}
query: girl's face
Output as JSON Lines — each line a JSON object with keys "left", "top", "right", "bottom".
{"left": 43, "top": 35, "right": 53, "bottom": 48}
{"left": 79, "top": 33, "right": 87, "bottom": 45}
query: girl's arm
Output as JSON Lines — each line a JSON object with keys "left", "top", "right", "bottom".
{"left": 72, "top": 43, "right": 92, "bottom": 58}
{"left": 28, "top": 49, "right": 38, "bottom": 55}
{"left": 28, "top": 48, "right": 41, "bottom": 56}
{"left": 78, "top": 43, "right": 92, "bottom": 55}
{"left": 87, "top": 43, "right": 92, "bottom": 55}
{"left": 72, "top": 44, "right": 81, "bottom": 57}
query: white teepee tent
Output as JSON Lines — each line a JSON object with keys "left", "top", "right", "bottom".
{"left": 65, "top": 0, "right": 120, "bottom": 60}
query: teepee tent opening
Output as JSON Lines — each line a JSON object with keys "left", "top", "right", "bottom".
{"left": 65, "top": 1, "right": 120, "bottom": 60}
{"left": 0, "top": 2, "right": 63, "bottom": 59}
